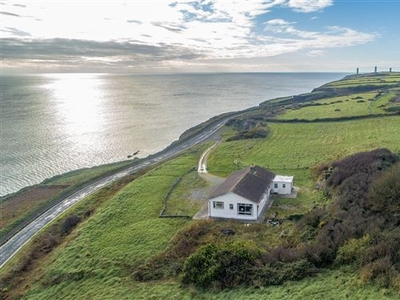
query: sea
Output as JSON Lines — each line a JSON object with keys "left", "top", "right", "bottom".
{"left": 1, "top": 72, "right": 346, "bottom": 196}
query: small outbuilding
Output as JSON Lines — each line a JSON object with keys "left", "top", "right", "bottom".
{"left": 272, "top": 175, "right": 294, "bottom": 195}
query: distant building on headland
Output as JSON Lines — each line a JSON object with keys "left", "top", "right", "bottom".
{"left": 355, "top": 67, "right": 394, "bottom": 75}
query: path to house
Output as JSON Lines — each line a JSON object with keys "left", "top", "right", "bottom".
{"left": 198, "top": 142, "right": 220, "bottom": 173}
{"left": 193, "top": 142, "right": 225, "bottom": 220}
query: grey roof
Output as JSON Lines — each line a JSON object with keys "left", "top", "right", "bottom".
{"left": 209, "top": 166, "right": 275, "bottom": 204}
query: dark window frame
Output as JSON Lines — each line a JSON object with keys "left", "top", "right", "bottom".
{"left": 213, "top": 201, "right": 224, "bottom": 209}
{"left": 237, "top": 203, "right": 252, "bottom": 215}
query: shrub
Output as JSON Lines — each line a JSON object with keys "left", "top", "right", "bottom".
{"left": 367, "top": 163, "right": 400, "bottom": 221}
{"left": 360, "top": 256, "right": 393, "bottom": 286}
{"left": 181, "top": 241, "right": 263, "bottom": 289}
{"left": 261, "top": 246, "right": 301, "bottom": 264}
{"left": 335, "top": 234, "right": 371, "bottom": 266}
{"left": 60, "top": 215, "right": 82, "bottom": 236}
{"left": 302, "top": 235, "right": 337, "bottom": 267}
{"left": 253, "top": 259, "right": 316, "bottom": 286}
{"left": 326, "top": 148, "right": 397, "bottom": 189}
{"left": 134, "top": 220, "right": 214, "bottom": 281}
{"left": 227, "top": 126, "right": 270, "bottom": 141}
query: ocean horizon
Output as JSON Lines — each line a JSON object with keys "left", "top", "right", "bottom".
{"left": 1, "top": 72, "right": 346, "bottom": 196}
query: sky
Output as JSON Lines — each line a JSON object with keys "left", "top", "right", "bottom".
{"left": 1, "top": 0, "right": 399, "bottom": 73}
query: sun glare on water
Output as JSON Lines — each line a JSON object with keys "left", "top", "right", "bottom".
{"left": 42, "top": 73, "right": 107, "bottom": 147}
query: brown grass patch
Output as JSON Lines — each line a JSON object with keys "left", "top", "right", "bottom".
{"left": 1, "top": 185, "right": 69, "bottom": 229}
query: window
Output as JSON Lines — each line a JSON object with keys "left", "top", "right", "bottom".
{"left": 274, "top": 183, "right": 278, "bottom": 189}
{"left": 237, "top": 203, "right": 252, "bottom": 215}
{"left": 229, "top": 204, "right": 234, "bottom": 210}
{"left": 213, "top": 201, "right": 224, "bottom": 209}
{"left": 283, "top": 183, "right": 286, "bottom": 188}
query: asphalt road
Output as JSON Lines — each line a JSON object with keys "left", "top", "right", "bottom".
{"left": 0, "top": 118, "right": 228, "bottom": 269}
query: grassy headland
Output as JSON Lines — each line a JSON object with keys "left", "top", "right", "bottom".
{"left": 1, "top": 72, "right": 400, "bottom": 299}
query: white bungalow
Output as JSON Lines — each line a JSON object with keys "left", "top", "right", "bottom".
{"left": 272, "top": 175, "right": 294, "bottom": 195}
{"left": 208, "top": 166, "right": 276, "bottom": 221}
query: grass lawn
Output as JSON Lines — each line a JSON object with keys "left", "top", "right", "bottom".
{"left": 163, "top": 170, "right": 209, "bottom": 216}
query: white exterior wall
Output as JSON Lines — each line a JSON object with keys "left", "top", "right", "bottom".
{"left": 258, "top": 186, "right": 271, "bottom": 213}
{"left": 209, "top": 192, "right": 258, "bottom": 220}
{"left": 272, "top": 177, "right": 293, "bottom": 195}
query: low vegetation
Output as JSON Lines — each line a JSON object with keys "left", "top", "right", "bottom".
{"left": 225, "top": 116, "right": 271, "bottom": 141}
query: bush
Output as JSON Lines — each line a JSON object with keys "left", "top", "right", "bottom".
{"left": 326, "top": 148, "right": 397, "bottom": 189}
{"left": 335, "top": 234, "right": 371, "bottom": 266}
{"left": 227, "top": 126, "right": 270, "bottom": 141}
{"left": 367, "top": 163, "right": 400, "bottom": 221}
{"left": 60, "top": 215, "right": 82, "bottom": 236}
{"left": 262, "top": 246, "right": 301, "bottom": 264}
{"left": 181, "top": 241, "right": 263, "bottom": 289}
{"left": 134, "top": 220, "right": 214, "bottom": 281}
{"left": 254, "top": 259, "right": 316, "bottom": 286}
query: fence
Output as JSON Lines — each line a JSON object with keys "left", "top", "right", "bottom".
{"left": 159, "top": 167, "right": 196, "bottom": 219}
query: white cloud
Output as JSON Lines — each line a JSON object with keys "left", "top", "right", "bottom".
{"left": 266, "top": 19, "right": 293, "bottom": 26}
{"left": 2, "top": 0, "right": 378, "bottom": 71}
{"left": 264, "top": 19, "right": 375, "bottom": 49}
{"left": 287, "top": 0, "right": 333, "bottom": 13}
{"left": 307, "top": 49, "right": 326, "bottom": 56}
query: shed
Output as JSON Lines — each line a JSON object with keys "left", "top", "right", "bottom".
{"left": 272, "top": 175, "right": 294, "bottom": 195}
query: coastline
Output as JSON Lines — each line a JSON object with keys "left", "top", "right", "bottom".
{"left": 1, "top": 72, "right": 347, "bottom": 197}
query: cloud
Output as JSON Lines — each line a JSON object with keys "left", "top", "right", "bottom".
{"left": 2, "top": 27, "right": 31, "bottom": 37}
{"left": 1, "top": 11, "right": 20, "bottom": 17}
{"left": 1, "top": 0, "right": 378, "bottom": 72}
{"left": 1, "top": 38, "right": 203, "bottom": 72}
{"left": 287, "top": 0, "right": 333, "bottom": 13}
{"left": 266, "top": 19, "right": 293, "bottom": 26}
{"left": 307, "top": 49, "right": 326, "bottom": 56}
{"left": 264, "top": 18, "right": 376, "bottom": 48}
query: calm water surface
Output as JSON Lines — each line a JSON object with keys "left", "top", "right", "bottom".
{"left": 1, "top": 73, "right": 346, "bottom": 196}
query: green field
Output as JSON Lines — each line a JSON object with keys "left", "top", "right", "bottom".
{"left": 324, "top": 72, "right": 400, "bottom": 88}
{"left": 2, "top": 73, "right": 400, "bottom": 299}
{"left": 209, "top": 116, "right": 400, "bottom": 175}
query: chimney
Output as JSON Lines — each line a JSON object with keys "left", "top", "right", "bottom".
{"left": 374, "top": 66, "right": 377, "bottom": 73}
{"left": 356, "top": 68, "right": 359, "bottom": 74}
